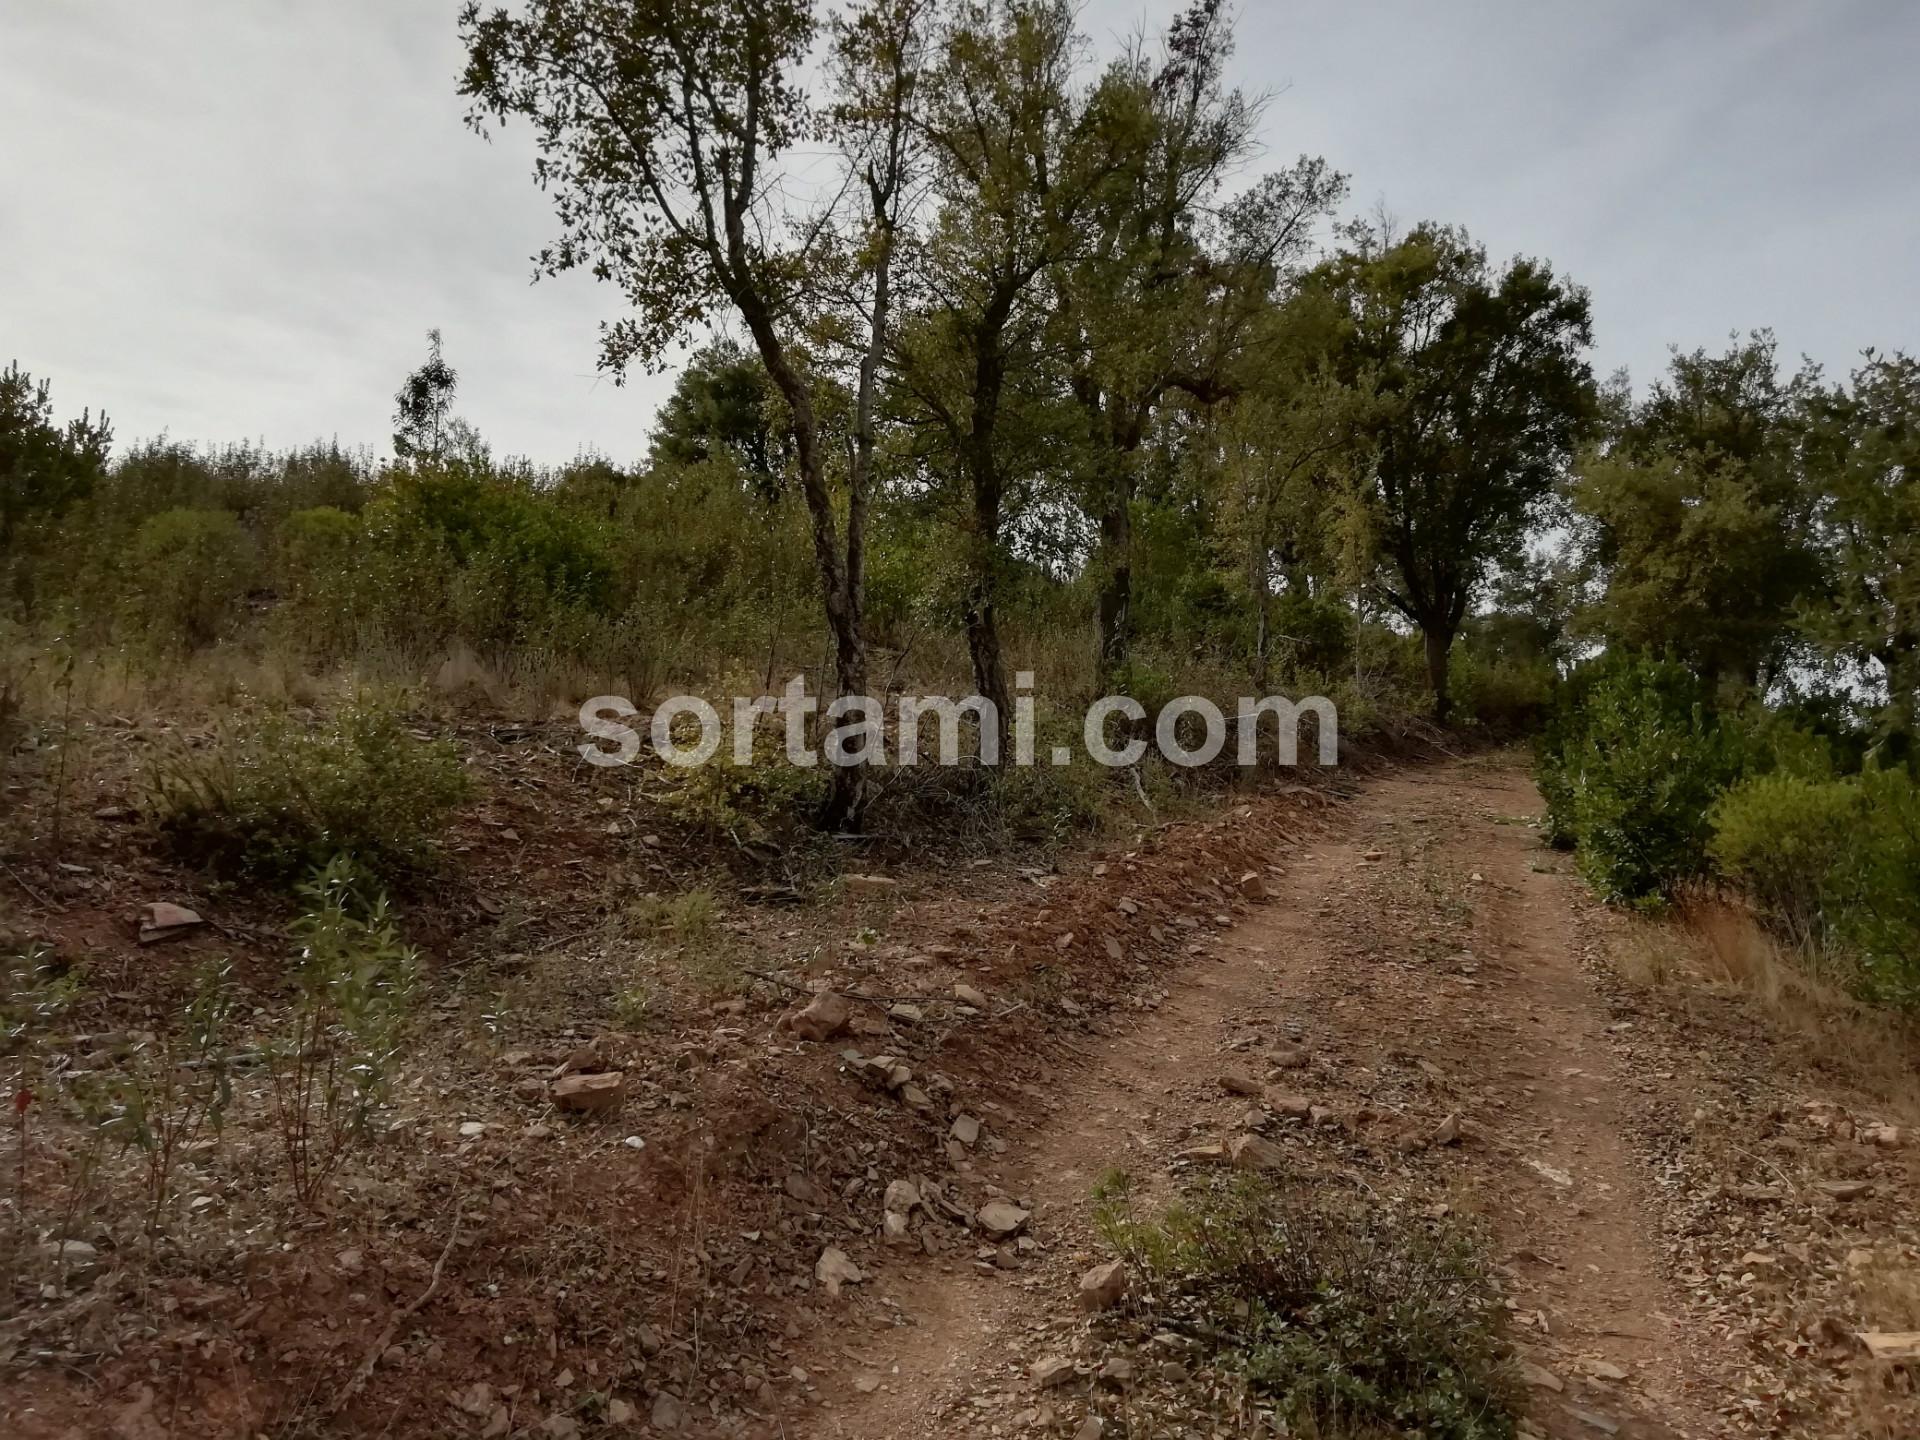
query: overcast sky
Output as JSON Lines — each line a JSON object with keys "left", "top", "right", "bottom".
{"left": 3, "top": 1, "right": 1915, "bottom": 465}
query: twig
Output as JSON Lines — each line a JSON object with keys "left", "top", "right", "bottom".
{"left": 333, "top": 1205, "right": 464, "bottom": 1415}
{"left": 1, "top": 861, "right": 54, "bottom": 912}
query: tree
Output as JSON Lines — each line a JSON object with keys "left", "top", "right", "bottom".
{"left": 1058, "top": 0, "right": 1342, "bottom": 683}
{"left": 647, "top": 339, "right": 786, "bottom": 497}
{"left": 1803, "top": 351, "right": 1920, "bottom": 761}
{"left": 394, "top": 330, "right": 487, "bottom": 465}
{"left": 461, "top": 0, "right": 925, "bottom": 826}
{"left": 888, "top": 0, "right": 1105, "bottom": 746}
{"left": 1570, "top": 333, "right": 1820, "bottom": 698}
{"left": 0, "top": 362, "right": 112, "bottom": 555}
{"left": 1315, "top": 224, "right": 1595, "bottom": 721}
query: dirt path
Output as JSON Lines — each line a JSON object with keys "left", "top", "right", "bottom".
{"left": 797, "top": 756, "right": 1735, "bottom": 1440}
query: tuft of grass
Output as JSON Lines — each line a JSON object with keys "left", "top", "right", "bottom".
{"left": 1093, "top": 1173, "right": 1519, "bottom": 1440}
{"left": 145, "top": 698, "right": 469, "bottom": 889}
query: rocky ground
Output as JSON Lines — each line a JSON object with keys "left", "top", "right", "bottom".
{"left": 3, "top": 743, "right": 1916, "bottom": 1438}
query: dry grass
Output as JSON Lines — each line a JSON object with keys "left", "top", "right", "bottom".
{"left": 1619, "top": 895, "right": 1920, "bottom": 1115}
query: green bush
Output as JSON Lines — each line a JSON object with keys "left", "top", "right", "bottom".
{"left": 1095, "top": 1174, "right": 1517, "bottom": 1440}
{"left": 1538, "top": 656, "right": 1742, "bottom": 904}
{"left": 147, "top": 700, "right": 470, "bottom": 887}
{"left": 273, "top": 506, "right": 364, "bottom": 659}
{"left": 124, "top": 507, "right": 257, "bottom": 649}
{"left": 1835, "top": 767, "right": 1920, "bottom": 1005}
{"left": 1709, "top": 773, "right": 1861, "bottom": 945}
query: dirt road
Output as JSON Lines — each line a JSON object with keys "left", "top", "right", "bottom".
{"left": 797, "top": 757, "right": 1734, "bottom": 1440}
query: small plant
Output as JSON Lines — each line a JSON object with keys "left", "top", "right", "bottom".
{"left": 611, "top": 982, "right": 657, "bottom": 1028}
{"left": 147, "top": 698, "right": 470, "bottom": 889}
{"left": 1094, "top": 1173, "right": 1518, "bottom": 1440}
{"left": 103, "top": 960, "right": 237, "bottom": 1235}
{"left": 266, "top": 860, "right": 418, "bottom": 1208}
{"left": 5, "top": 944, "right": 78, "bottom": 1246}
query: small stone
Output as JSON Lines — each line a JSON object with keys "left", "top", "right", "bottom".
{"left": 1073, "top": 1418, "right": 1105, "bottom": 1440}
{"left": 607, "top": 1398, "right": 636, "bottom": 1424}
{"left": 1237, "top": 871, "right": 1268, "bottom": 901}
{"left": 1228, "top": 1133, "right": 1287, "bottom": 1171}
{"left": 1517, "top": 1359, "right": 1564, "bottom": 1392}
{"left": 458, "top": 1121, "right": 488, "bottom": 1139}
{"left": 1219, "top": 1071, "right": 1262, "bottom": 1097}
{"left": 1269, "top": 1093, "right": 1312, "bottom": 1120}
{"left": 954, "top": 983, "right": 988, "bottom": 1008}
{"left": 976, "top": 1200, "right": 1029, "bottom": 1238}
{"left": 1818, "top": 1179, "right": 1873, "bottom": 1201}
{"left": 791, "top": 991, "right": 853, "bottom": 1041}
{"left": 1580, "top": 1358, "right": 1630, "bottom": 1382}
{"left": 551, "top": 1071, "right": 626, "bottom": 1113}
{"left": 649, "top": 1392, "right": 688, "bottom": 1431}
{"left": 815, "top": 1246, "right": 864, "bottom": 1298}
{"left": 883, "top": 1210, "right": 912, "bottom": 1243}
{"left": 1079, "top": 1259, "right": 1127, "bottom": 1311}
{"left": 889, "top": 1002, "right": 924, "bottom": 1024}
{"left": 1865, "top": 1124, "right": 1904, "bottom": 1149}
{"left": 845, "top": 873, "right": 898, "bottom": 895}
{"left": 1433, "top": 1112, "right": 1461, "bottom": 1146}
{"left": 137, "top": 902, "right": 204, "bottom": 943}
{"left": 883, "top": 1179, "right": 920, "bottom": 1213}
{"left": 1175, "top": 1141, "right": 1228, "bottom": 1164}
{"left": 950, "top": 1114, "right": 982, "bottom": 1148}
{"left": 1097, "top": 1356, "right": 1135, "bottom": 1388}
{"left": 1029, "top": 1356, "right": 1076, "bottom": 1390}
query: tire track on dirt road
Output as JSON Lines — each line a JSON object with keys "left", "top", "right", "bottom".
{"left": 793, "top": 756, "right": 1735, "bottom": 1440}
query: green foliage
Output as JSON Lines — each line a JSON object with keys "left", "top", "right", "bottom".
{"left": 1312, "top": 222, "right": 1596, "bottom": 719}
{"left": 101, "top": 960, "right": 238, "bottom": 1234}
{"left": 0, "top": 362, "right": 112, "bottom": 555}
{"left": 147, "top": 700, "right": 470, "bottom": 888}
{"left": 123, "top": 507, "right": 258, "bottom": 650}
{"left": 1094, "top": 1174, "right": 1517, "bottom": 1440}
{"left": 1709, "top": 773, "right": 1861, "bottom": 945}
{"left": 1536, "top": 656, "right": 1741, "bottom": 903}
{"left": 1570, "top": 335, "right": 1821, "bottom": 698}
{"left": 273, "top": 505, "right": 365, "bottom": 659}
{"left": 1712, "top": 768, "right": 1920, "bottom": 1005}
{"left": 267, "top": 860, "right": 419, "bottom": 1206}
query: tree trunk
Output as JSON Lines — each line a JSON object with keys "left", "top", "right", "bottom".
{"left": 963, "top": 583, "right": 1011, "bottom": 756}
{"left": 1423, "top": 624, "right": 1455, "bottom": 725}
{"left": 1096, "top": 473, "right": 1132, "bottom": 687}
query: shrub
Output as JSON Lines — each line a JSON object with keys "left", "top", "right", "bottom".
{"left": 1095, "top": 1174, "right": 1517, "bottom": 1440}
{"left": 1837, "top": 767, "right": 1920, "bottom": 1006}
{"left": 267, "top": 860, "right": 418, "bottom": 1206}
{"left": 1710, "top": 773, "right": 1862, "bottom": 946}
{"left": 123, "top": 507, "right": 257, "bottom": 649}
{"left": 147, "top": 700, "right": 470, "bottom": 887}
{"left": 1538, "top": 656, "right": 1742, "bottom": 904}
{"left": 273, "top": 505, "right": 364, "bottom": 659}
{"left": 1709, "top": 766, "right": 1920, "bottom": 1006}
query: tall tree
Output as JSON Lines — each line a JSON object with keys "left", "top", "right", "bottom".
{"left": 1059, "top": 0, "right": 1342, "bottom": 683}
{"left": 460, "top": 0, "right": 925, "bottom": 825}
{"left": 1803, "top": 351, "right": 1920, "bottom": 761}
{"left": 1570, "top": 333, "right": 1820, "bottom": 698}
{"left": 889, "top": 0, "right": 1105, "bottom": 743}
{"left": 1315, "top": 224, "right": 1595, "bottom": 720}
